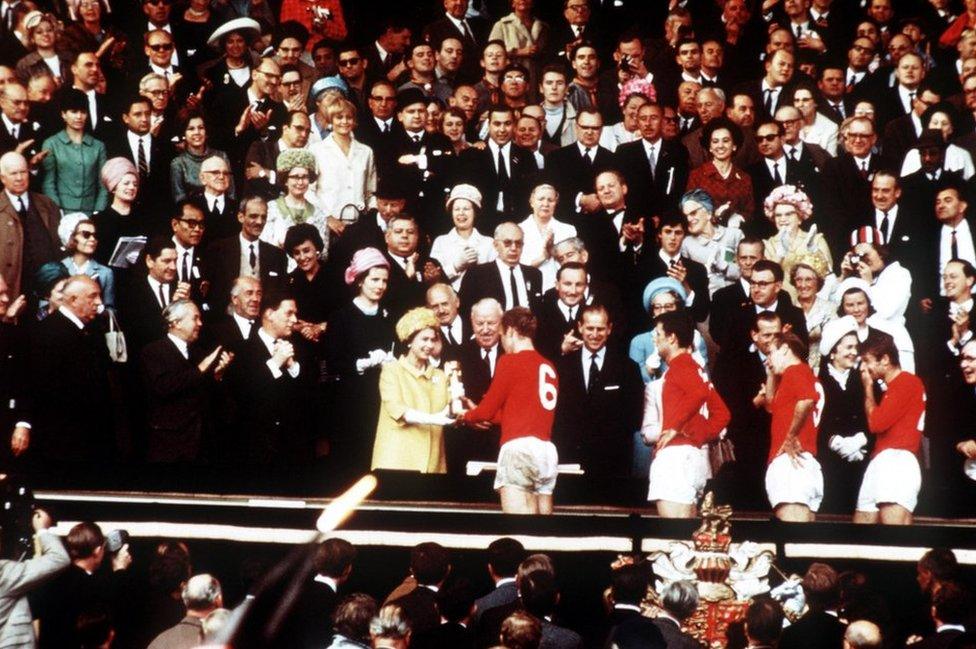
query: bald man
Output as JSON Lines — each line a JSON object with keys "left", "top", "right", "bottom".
{"left": 844, "top": 620, "right": 882, "bottom": 649}
{"left": 28, "top": 276, "right": 114, "bottom": 464}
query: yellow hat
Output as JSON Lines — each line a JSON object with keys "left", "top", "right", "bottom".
{"left": 395, "top": 307, "right": 439, "bottom": 343}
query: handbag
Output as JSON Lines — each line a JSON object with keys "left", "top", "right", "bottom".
{"left": 708, "top": 437, "right": 735, "bottom": 476}
{"left": 105, "top": 310, "right": 127, "bottom": 363}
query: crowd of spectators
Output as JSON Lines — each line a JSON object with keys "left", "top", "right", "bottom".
{"left": 6, "top": 0, "right": 976, "bottom": 520}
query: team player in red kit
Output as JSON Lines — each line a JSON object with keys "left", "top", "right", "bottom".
{"left": 856, "top": 334, "right": 926, "bottom": 525}
{"left": 759, "top": 332, "right": 824, "bottom": 522}
{"left": 648, "top": 312, "right": 731, "bottom": 518}
{"left": 461, "top": 307, "right": 560, "bottom": 515}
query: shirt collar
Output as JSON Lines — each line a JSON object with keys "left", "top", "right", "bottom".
{"left": 204, "top": 191, "right": 224, "bottom": 210}
{"left": 240, "top": 232, "right": 258, "bottom": 249}
{"left": 585, "top": 346, "right": 606, "bottom": 364}
{"left": 313, "top": 574, "right": 339, "bottom": 591}
{"left": 950, "top": 298, "right": 974, "bottom": 315}
{"left": 376, "top": 213, "right": 389, "bottom": 232}
{"left": 58, "top": 305, "right": 85, "bottom": 329}
{"left": 167, "top": 333, "right": 189, "bottom": 358}
{"left": 827, "top": 363, "right": 850, "bottom": 387}
{"left": 658, "top": 249, "right": 680, "bottom": 265}
{"left": 257, "top": 326, "right": 278, "bottom": 353}
{"left": 232, "top": 311, "right": 254, "bottom": 335}
{"left": 755, "top": 300, "right": 778, "bottom": 312}
{"left": 5, "top": 189, "right": 27, "bottom": 208}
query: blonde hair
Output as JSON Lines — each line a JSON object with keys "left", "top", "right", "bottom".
{"left": 327, "top": 98, "right": 357, "bottom": 124}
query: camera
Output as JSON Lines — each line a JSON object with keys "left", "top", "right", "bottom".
{"left": 618, "top": 55, "right": 634, "bottom": 74}
{"left": 848, "top": 253, "right": 862, "bottom": 266}
{"left": 106, "top": 529, "right": 130, "bottom": 554}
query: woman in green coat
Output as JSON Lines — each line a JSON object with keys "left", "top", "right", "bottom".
{"left": 41, "top": 88, "right": 108, "bottom": 215}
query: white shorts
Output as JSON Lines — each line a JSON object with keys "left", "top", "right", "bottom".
{"left": 648, "top": 445, "right": 710, "bottom": 504}
{"left": 494, "top": 437, "right": 559, "bottom": 495}
{"left": 856, "top": 449, "right": 921, "bottom": 513}
{"left": 765, "top": 452, "right": 824, "bottom": 511}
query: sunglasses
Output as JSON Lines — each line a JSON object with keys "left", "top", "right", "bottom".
{"left": 148, "top": 43, "right": 174, "bottom": 52}
{"left": 178, "top": 219, "right": 205, "bottom": 229}
{"left": 756, "top": 134, "right": 780, "bottom": 142}
{"left": 338, "top": 57, "right": 361, "bottom": 67}
{"left": 76, "top": 230, "right": 97, "bottom": 239}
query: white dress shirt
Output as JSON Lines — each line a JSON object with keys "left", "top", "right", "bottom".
{"left": 232, "top": 312, "right": 254, "bottom": 339}
{"left": 442, "top": 316, "right": 464, "bottom": 345}
{"left": 127, "top": 130, "right": 151, "bottom": 168}
{"left": 239, "top": 233, "right": 260, "bottom": 278}
{"left": 582, "top": 346, "right": 606, "bottom": 390}
{"left": 167, "top": 333, "right": 189, "bottom": 359}
{"left": 874, "top": 205, "right": 898, "bottom": 242}
{"left": 488, "top": 140, "right": 512, "bottom": 211}
{"left": 147, "top": 276, "right": 169, "bottom": 307}
{"left": 480, "top": 343, "right": 499, "bottom": 376}
{"left": 496, "top": 258, "right": 529, "bottom": 309}
{"left": 941, "top": 220, "right": 976, "bottom": 277}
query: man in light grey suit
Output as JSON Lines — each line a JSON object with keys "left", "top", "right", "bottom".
{"left": 0, "top": 508, "right": 69, "bottom": 649}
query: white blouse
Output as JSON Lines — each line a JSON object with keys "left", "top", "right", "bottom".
{"left": 518, "top": 215, "right": 577, "bottom": 291}
{"left": 430, "top": 227, "right": 497, "bottom": 290}
{"left": 311, "top": 134, "right": 378, "bottom": 218}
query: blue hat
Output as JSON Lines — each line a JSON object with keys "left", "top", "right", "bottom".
{"left": 680, "top": 189, "right": 714, "bottom": 214}
{"left": 642, "top": 277, "right": 687, "bottom": 314}
{"left": 310, "top": 75, "right": 348, "bottom": 101}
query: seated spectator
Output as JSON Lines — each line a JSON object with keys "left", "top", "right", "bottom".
{"left": 743, "top": 597, "right": 785, "bottom": 649}
{"left": 59, "top": 214, "right": 115, "bottom": 311}
{"left": 147, "top": 574, "right": 223, "bottom": 649}
{"left": 679, "top": 189, "right": 744, "bottom": 295}
{"left": 430, "top": 184, "right": 496, "bottom": 291}
{"left": 40, "top": 88, "right": 107, "bottom": 215}
{"left": 474, "top": 538, "right": 525, "bottom": 624}
{"left": 169, "top": 111, "right": 234, "bottom": 204}
{"left": 779, "top": 563, "right": 846, "bottom": 649}
{"left": 263, "top": 149, "right": 329, "bottom": 255}
{"left": 761, "top": 185, "right": 832, "bottom": 298}
{"left": 388, "top": 542, "right": 451, "bottom": 636}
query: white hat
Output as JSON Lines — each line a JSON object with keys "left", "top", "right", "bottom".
{"left": 207, "top": 18, "right": 261, "bottom": 49}
{"left": 819, "top": 315, "right": 859, "bottom": 358}
{"left": 446, "top": 184, "right": 483, "bottom": 210}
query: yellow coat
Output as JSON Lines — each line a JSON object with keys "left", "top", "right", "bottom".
{"left": 371, "top": 356, "right": 450, "bottom": 474}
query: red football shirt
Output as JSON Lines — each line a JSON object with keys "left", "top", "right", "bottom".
{"left": 462, "top": 349, "right": 558, "bottom": 446}
{"left": 867, "top": 371, "right": 925, "bottom": 457}
{"left": 767, "top": 363, "right": 822, "bottom": 463}
{"left": 661, "top": 352, "right": 730, "bottom": 448}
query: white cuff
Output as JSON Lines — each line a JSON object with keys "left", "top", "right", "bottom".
{"left": 266, "top": 359, "right": 283, "bottom": 379}
{"left": 14, "top": 421, "right": 30, "bottom": 429}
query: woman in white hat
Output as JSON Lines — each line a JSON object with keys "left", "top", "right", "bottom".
{"left": 15, "top": 12, "right": 70, "bottom": 85}
{"left": 429, "top": 184, "right": 496, "bottom": 290}
{"left": 816, "top": 315, "right": 871, "bottom": 515}
{"left": 836, "top": 279, "right": 915, "bottom": 373}
{"left": 203, "top": 17, "right": 261, "bottom": 90}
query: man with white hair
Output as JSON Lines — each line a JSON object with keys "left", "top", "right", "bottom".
{"left": 844, "top": 620, "right": 882, "bottom": 649}
{"left": 148, "top": 573, "right": 223, "bottom": 649}
{"left": 0, "top": 150, "right": 60, "bottom": 297}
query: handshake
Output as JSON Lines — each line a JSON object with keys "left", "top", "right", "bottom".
{"left": 829, "top": 432, "right": 868, "bottom": 462}
{"left": 356, "top": 348, "right": 394, "bottom": 374}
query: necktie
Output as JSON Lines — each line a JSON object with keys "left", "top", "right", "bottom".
{"left": 833, "top": 101, "right": 845, "bottom": 118}
{"left": 210, "top": 201, "right": 221, "bottom": 222}
{"left": 181, "top": 251, "right": 190, "bottom": 282}
{"left": 908, "top": 90, "right": 916, "bottom": 108}
{"left": 795, "top": 24, "right": 802, "bottom": 38}
{"left": 249, "top": 243, "right": 257, "bottom": 271}
{"left": 859, "top": 161, "right": 868, "bottom": 179}
{"left": 137, "top": 137, "right": 149, "bottom": 178}
{"left": 574, "top": 25, "right": 582, "bottom": 37}
{"left": 383, "top": 121, "right": 391, "bottom": 134}
{"left": 15, "top": 195, "right": 26, "bottom": 221}
{"left": 497, "top": 147, "right": 509, "bottom": 184}
{"left": 461, "top": 20, "right": 475, "bottom": 46}
{"left": 772, "top": 161, "right": 783, "bottom": 185}
{"left": 587, "top": 352, "right": 599, "bottom": 393}
{"left": 669, "top": 259, "right": 678, "bottom": 269}
{"left": 647, "top": 143, "right": 656, "bottom": 180}
{"left": 509, "top": 266, "right": 520, "bottom": 308}
{"left": 412, "top": 134, "right": 420, "bottom": 144}
{"left": 788, "top": 146, "right": 798, "bottom": 162}
{"left": 763, "top": 89, "right": 773, "bottom": 114}
{"left": 952, "top": 229, "right": 959, "bottom": 260}
{"left": 566, "top": 305, "right": 575, "bottom": 322}
{"left": 9, "top": 124, "right": 17, "bottom": 139}
{"left": 880, "top": 211, "right": 890, "bottom": 243}
{"left": 444, "top": 326, "right": 457, "bottom": 346}
{"left": 483, "top": 349, "right": 492, "bottom": 375}
{"left": 583, "top": 147, "right": 592, "bottom": 165}
{"left": 158, "top": 283, "right": 167, "bottom": 307}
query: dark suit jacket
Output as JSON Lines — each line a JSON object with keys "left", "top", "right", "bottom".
{"left": 243, "top": 138, "right": 285, "bottom": 199}
{"left": 543, "top": 143, "right": 615, "bottom": 216}
{"left": 819, "top": 152, "right": 886, "bottom": 258}
{"left": 204, "top": 235, "right": 288, "bottom": 315}
{"left": 423, "top": 15, "right": 487, "bottom": 84}
{"left": 914, "top": 628, "right": 966, "bottom": 649}
{"left": 882, "top": 112, "right": 920, "bottom": 169}
{"left": 553, "top": 347, "right": 643, "bottom": 476}
{"left": 651, "top": 617, "right": 701, "bottom": 649}
{"left": 853, "top": 202, "right": 928, "bottom": 278}
{"left": 614, "top": 138, "right": 689, "bottom": 219}
{"left": 27, "top": 310, "right": 113, "bottom": 462}
{"left": 139, "top": 336, "right": 212, "bottom": 463}
{"left": 737, "top": 78, "right": 794, "bottom": 121}
{"left": 535, "top": 292, "right": 583, "bottom": 362}
{"left": 778, "top": 610, "right": 846, "bottom": 649}
{"left": 390, "top": 585, "right": 440, "bottom": 636}
{"left": 0, "top": 117, "right": 42, "bottom": 158}
{"left": 391, "top": 129, "right": 457, "bottom": 228}
{"left": 637, "top": 251, "right": 710, "bottom": 323}
{"left": 206, "top": 313, "right": 255, "bottom": 355}
{"left": 574, "top": 207, "right": 645, "bottom": 288}
{"left": 415, "top": 621, "right": 475, "bottom": 649}
{"left": 382, "top": 250, "right": 429, "bottom": 320}
{"left": 354, "top": 115, "right": 404, "bottom": 179}
{"left": 472, "top": 581, "right": 517, "bottom": 625}
{"left": 193, "top": 192, "right": 241, "bottom": 245}
{"left": 208, "top": 84, "right": 288, "bottom": 159}
{"left": 458, "top": 261, "right": 544, "bottom": 319}
{"left": 119, "top": 275, "right": 171, "bottom": 353}
{"left": 290, "top": 580, "right": 339, "bottom": 649}
{"left": 105, "top": 129, "right": 175, "bottom": 223}
{"left": 459, "top": 143, "right": 539, "bottom": 232}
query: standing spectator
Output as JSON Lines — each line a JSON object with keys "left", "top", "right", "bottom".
{"left": 285, "top": 224, "right": 332, "bottom": 339}
{"left": 327, "top": 593, "right": 377, "bottom": 649}
{"left": 518, "top": 183, "right": 576, "bottom": 291}
{"left": 92, "top": 157, "right": 141, "bottom": 266}
{"left": 686, "top": 117, "right": 754, "bottom": 225}
{"left": 614, "top": 102, "right": 689, "bottom": 219}
{"left": 147, "top": 574, "right": 223, "bottom": 649}
{"left": 40, "top": 88, "right": 107, "bottom": 214}
{"left": 59, "top": 214, "right": 115, "bottom": 311}
{"left": 679, "top": 188, "right": 743, "bottom": 295}
{"left": 779, "top": 563, "right": 846, "bottom": 649}
{"left": 489, "top": 0, "right": 548, "bottom": 93}
{"left": 473, "top": 538, "right": 525, "bottom": 625}
{"left": 651, "top": 581, "right": 700, "bottom": 649}
{"left": 262, "top": 149, "right": 329, "bottom": 254}
{"left": 169, "top": 111, "right": 234, "bottom": 204}
{"left": 430, "top": 184, "right": 496, "bottom": 291}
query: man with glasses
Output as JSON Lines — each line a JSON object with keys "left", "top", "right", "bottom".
{"left": 133, "top": 0, "right": 184, "bottom": 66}
{"left": 748, "top": 120, "right": 802, "bottom": 237}
{"left": 544, "top": 110, "right": 612, "bottom": 216}
{"left": 459, "top": 222, "right": 543, "bottom": 317}
{"left": 882, "top": 79, "right": 940, "bottom": 169}
{"left": 548, "top": 0, "right": 593, "bottom": 63}
{"left": 336, "top": 44, "right": 369, "bottom": 115}
{"left": 775, "top": 103, "right": 829, "bottom": 172}
{"left": 138, "top": 29, "right": 182, "bottom": 87}
{"left": 169, "top": 199, "right": 208, "bottom": 306}
{"left": 211, "top": 57, "right": 287, "bottom": 159}
{"left": 0, "top": 82, "right": 40, "bottom": 159}
{"left": 196, "top": 155, "right": 239, "bottom": 242}
{"left": 244, "top": 110, "right": 310, "bottom": 199}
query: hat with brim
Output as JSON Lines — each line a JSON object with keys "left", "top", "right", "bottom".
{"left": 819, "top": 315, "right": 859, "bottom": 358}
{"left": 642, "top": 277, "right": 687, "bottom": 314}
{"left": 207, "top": 18, "right": 261, "bottom": 49}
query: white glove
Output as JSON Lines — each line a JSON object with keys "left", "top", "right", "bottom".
{"left": 355, "top": 349, "right": 389, "bottom": 373}
{"left": 830, "top": 433, "right": 868, "bottom": 462}
{"left": 645, "top": 351, "right": 662, "bottom": 375}
{"left": 403, "top": 407, "right": 454, "bottom": 426}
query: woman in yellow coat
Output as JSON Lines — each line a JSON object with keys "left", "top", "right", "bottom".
{"left": 371, "top": 307, "right": 454, "bottom": 473}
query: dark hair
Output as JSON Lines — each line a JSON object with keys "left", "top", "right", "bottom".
{"left": 738, "top": 236, "right": 764, "bottom": 253}
{"left": 284, "top": 223, "right": 324, "bottom": 253}
{"left": 145, "top": 235, "right": 176, "bottom": 260}
{"left": 488, "top": 537, "right": 525, "bottom": 578}
{"left": 174, "top": 198, "right": 204, "bottom": 222}
{"left": 745, "top": 597, "right": 784, "bottom": 645}
{"left": 556, "top": 261, "right": 587, "bottom": 282}
{"left": 922, "top": 101, "right": 960, "bottom": 136}
{"left": 580, "top": 303, "right": 610, "bottom": 324}
{"left": 752, "top": 310, "right": 782, "bottom": 333}
{"left": 701, "top": 115, "right": 743, "bottom": 150}
{"left": 502, "top": 63, "right": 530, "bottom": 78}
{"left": 436, "top": 577, "right": 476, "bottom": 623}
{"left": 66, "top": 522, "right": 104, "bottom": 560}
{"left": 611, "top": 563, "right": 649, "bottom": 606}
{"left": 410, "top": 542, "right": 451, "bottom": 585}
{"left": 520, "top": 569, "right": 559, "bottom": 618}
{"left": 260, "top": 288, "right": 294, "bottom": 315}
{"left": 315, "top": 538, "right": 357, "bottom": 578}
{"left": 752, "top": 259, "right": 784, "bottom": 282}
{"left": 540, "top": 63, "right": 568, "bottom": 81}
{"left": 858, "top": 330, "right": 899, "bottom": 367}
{"left": 656, "top": 310, "right": 695, "bottom": 348}
{"left": 148, "top": 551, "right": 192, "bottom": 595}
{"left": 658, "top": 210, "right": 688, "bottom": 231}
{"left": 919, "top": 548, "right": 959, "bottom": 584}
{"left": 336, "top": 41, "right": 363, "bottom": 58}
{"left": 756, "top": 118, "right": 785, "bottom": 136}
{"left": 932, "top": 581, "right": 971, "bottom": 626}
{"left": 502, "top": 306, "right": 538, "bottom": 339}
{"left": 569, "top": 40, "right": 598, "bottom": 61}
{"left": 77, "top": 607, "right": 113, "bottom": 649}
{"left": 120, "top": 94, "right": 152, "bottom": 116}
{"left": 333, "top": 593, "right": 377, "bottom": 641}
{"left": 237, "top": 192, "right": 267, "bottom": 214}
{"left": 947, "top": 258, "right": 976, "bottom": 280}
{"left": 773, "top": 331, "right": 808, "bottom": 363}
{"left": 803, "top": 563, "right": 840, "bottom": 611}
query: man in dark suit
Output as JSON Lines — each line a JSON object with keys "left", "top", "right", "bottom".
{"left": 737, "top": 48, "right": 796, "bottom": 122}
{"left": 900, "top": 131, "right": 956, "bottom": 226}
{"left": 227, "top": 289, "right": 311, "bottom": 466}
{"left": 458, "top": 222, "right": 543, "bottom": 317}
{"left": 27, "top": 276, "right": 113, "bottom": 465}
{"left": 573, "top": 170, "right": 646, "bottom": 288}
{"left": 602, "top": 563, "right": 652, "bottom": 646}
{"left": 856, "top": 171, "right": 927, "bottom": 276}
{"left": 550, "top": 236, "right": 628, "bottom": 341}
{"left": 62, "top": 52, "right": 114, "bottom": 138}
{"left": 459, "top": 104, "right": 538, "bottom": 232}
{"left": 168, "top": 200, "right": 210, "bottom": 307}
{"left": 242, "top": 110, "right": 311, "bottom": 200}
{"left": 882, "top": 82, "right": 939, "bottom": 171}
{"left": 204, "top": 195, "right": 288, "bottom": 317}
{"left": 426, "top": 283, "right": 468, "bottom": 357}
{"left": 709, "top": 237, "right": 766, "bottom": 354}
{"left": 472, "top": 538, "right": 524, "bottom": 625}
{"left": 650, "top": 581, "right": 701, "bottom": 649}
{"left": 874, "top": 51, "right": 926, "bottom": 132}
{"left": 819, "top": 116, "right": 885, "bottom": 261}
{"left": 0, "top": 82, "right": 42, "bottom": 159}
{"left": 132, "top": 29, "right": 190, "bottom": 103}
{"left": 817, "top": 64, "right": 852, "bottom": 124}
{"left": 535, "top": 262, "right": 587, "bottom": 361}
{"left": 423, "top": 0, "right": 487, "bottom": 84}
{"left": 365, "top": 18, "right": 411, "bottom": 84}
{"left": 381, "top": 214, "right": 428, "bottom": 320}
{"left": 353, "top": 79, "right": 403, "bottom": 179}
{"left": 389, "top": 542, "right": 451, "bottom": 637}
{"left": 614, "top": 103, "right": 689, "bottom": 222}
{"left": 105, "top": 95, "right": 175, "bottom": 228}
{"left": 637, "top": 211, "right": 710, "bottom": 324}
{"left": 779, "top": 563, "right": 846, "bottom": 649}
{"left": 208, "top": 57, "right": 289, "bottom": 161}
{"left": 139, "top": 300, "right": 231, "bottom": 464}
{"left": 207, "top": 276, "right": 262, "bottom": 355}
{"left": 543, "top": 109, "right": 614, "bottom": 220}
{"left": 389, "top": 88, "right": 457, "bottom": 229}
{"left": 193, "top": 155, "right": 240, "bottom": 244}
{"left": 912, "top": 581, "right": 970, "bottom": 649}
{"left": 916, "top": 179, "right": 976, "bottom": 306}
{"left": 748, "top": 119, "right": 803, "bottom": 239}
{"left": 553, "top": 304, "right": 643, "bottom": 481}
{"left": 292, "top": 538, "right": 357, "bottom": 649}
{"left": 120, "top": 236, "right": 185, "bottom": 354}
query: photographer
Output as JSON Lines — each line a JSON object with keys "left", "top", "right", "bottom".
{"left": 835, "top": 230, "right": 912, "bottom": 329}
{"left": 0, "top": 509, "right": 68, "bottom": 647}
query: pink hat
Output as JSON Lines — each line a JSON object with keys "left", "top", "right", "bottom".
{"left": 100, "top": 157, "right": 139, "bottom": 192}
{"left": 344, "top": 247, "right": 390, "bottom": 285}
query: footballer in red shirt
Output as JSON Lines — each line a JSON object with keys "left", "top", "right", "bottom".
{"left": 856, "top": 333, "right": 926, "bottom": 525}
{"left": 462, "top": 308, "right": 559, "bottom": 515}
